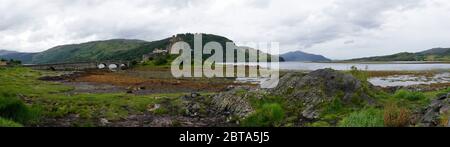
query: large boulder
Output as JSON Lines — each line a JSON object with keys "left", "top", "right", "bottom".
{"left": 271, "top": 68, "right": 376, "bottom": 119}
{"left": 211, "top": 87, "right": 255, "bottom": 117}
{"left": 211, "top": 69, "right": 377, "bottom": 121}
{"left": 419, "top": 93, "right": 450, "bottom": 127}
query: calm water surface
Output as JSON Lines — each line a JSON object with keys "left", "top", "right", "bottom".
{"left": 231, "top": 62, "right": 450, "bottom": 87}
{"left": 239, "top": 62, "right": 450, "bottom": 71}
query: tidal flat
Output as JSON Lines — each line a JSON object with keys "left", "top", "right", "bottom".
{"left": 1, "top": 64, "right": 449, "bottom": 127}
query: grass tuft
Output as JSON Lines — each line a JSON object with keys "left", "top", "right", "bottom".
{"left": 0, "top": 117, "right": 23, "bottom": 127}
{"left": 339, "top": 108, "right": 384, "bottom": 127}
{"left": 394, "top": 89, "right": 426, "bottom": 101}
{"left": 242, "top": 103, "right": 285, "bottom": 127}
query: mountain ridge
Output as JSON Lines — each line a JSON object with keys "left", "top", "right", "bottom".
{"left": 1, "top": 33, "right": 282, "bottom": 64}
{"left": 280, "top": 51, "right": 331, "bottom": 62}
{"left": 348, "top": 48, "right": 450, "bottom": 62}
{"left": 0, "top": 49, "right": 37, "bottom": 63}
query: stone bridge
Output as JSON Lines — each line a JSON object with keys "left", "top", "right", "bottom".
{"left": 25, "top": 61, "right": 130, "bottom": 71}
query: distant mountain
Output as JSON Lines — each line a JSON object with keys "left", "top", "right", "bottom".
{"left": 0, "top": 50, "right": 36, "bottom": 63}
{"left": 280, "top": 51, "right": 331, "bottom": 62}
{"left": 0, "top": 50, "right": 16, "bottom": 56}
{"left": 349, "top": 48, "right": 450, "bottom": 62}
{"left": 418, "top": 48, "right": 450, "bottom": 55}
{"left": 237, "top": 46, "right": 284, "bottom": 62}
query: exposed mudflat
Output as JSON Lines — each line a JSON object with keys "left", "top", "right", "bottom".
{"left": 369, "top": 72, "right": 450, "bottom": 87}
{"left": 41, "top": 69, "right": 254, "bottom": 95}
{"left": 36, "top": 69, "right": 250, "bottom": 127}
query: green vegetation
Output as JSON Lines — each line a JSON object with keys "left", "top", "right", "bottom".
{"left": 393, "top": 89, "right": 426, "bottom": 101}
{"left": 28, "top": 33, "right": 236, "bottom": 64}
{"left": 0, "top": 58, "right": 22, "bottom": 66}
{"left": 383, "top": 103, "right": 411, "bottom": 127}
{"left": 141, "top": 54, "right": 178, "bottom": 68}
{"left": 436, "top": 87, "right": 450, "bottom": 97}
{"left": 242, "top": 103, "right": 285, "bottom": 127}
{"left": 349, "top": 48, "right": 450, "bottom": 62}
{"left": 0, "top": 117, "right": 23, "bottom": 127}
{"left": 32, "top": 39, "right": 148, "bottom": 64}
{"left": 240, "top": 67, "right": 447, "bottom": 127}
{"left": 11, "top": 33, "right": 282, "bottom": 65}
{"left": 0, "top": 93, "right": 40, "bottom": 126}
{"left": 0, "top": 67, "right": 189, "bottom": 126}
{"left": 318, "top": 98, "right": 355, "bottom": 125}
{"left": 31, "top": 92, "right": 187, "bottom": 121}
{"left": 0, "top": 67, "right": 73, "bottom": 96}
{"left": 339, "top": 108, "right": 384, "bottom": 127}
{"left": 1, "top": 64, "right": 448, "bottom": 127}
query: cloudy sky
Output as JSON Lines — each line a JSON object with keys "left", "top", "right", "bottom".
{"left": 1, "top": 0, "right": 450, "bottom": 59}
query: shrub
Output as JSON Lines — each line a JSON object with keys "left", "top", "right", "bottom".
{"left": 349, "top": 66, "right": 368, "bottom": 82}
{"left": 0, "top": 93, "right": 39, "bottom": 124}
{"left": 153, "top": 56, "right": 168, "bottom": 65}
{"left": 242, "top": 103, "right": 285, "bottom": 127}
{"left": 440, "top": 112, "right": 450, "bottom": 127}
{"left": 394, "top": 89, "right": 426, "bottom": 101}
{"left": 0, "top": 117, "right": 23, "bottom": 127}
{"left": 384, "top": 103, "right": 411, "bottom": 127}
{"left": 307, "top": 121, "right": 331, "bottom": 127}
{"left": 436, "top": 87, "right": 450, "bottom": 97}
{"left": 339, "top": 108, "right": 384, "bottom": 127}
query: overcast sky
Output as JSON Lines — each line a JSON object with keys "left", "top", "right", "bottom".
{"left": 1, "top": 0, "right": 450, "bottom": 59}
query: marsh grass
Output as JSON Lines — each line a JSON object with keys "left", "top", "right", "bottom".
{"left": 0, "top": 93, "right": 41, "bottom": 125}
{"left": 338, "top": 108, "right": 384, "bottom": 127}
{"left": 0, "top": 67, "right": 189, "bottom": 126}
{"left": 0, "top": 117, "right": 23, "bottom": 127}
{"left": 394, "top": 89, "right": 426, "bottom": 101}
{"left": 242, "top": 103, "right": 285, "bottom": 127}
{"left": 383, "top": 103, "right": 411, "bottom": 127}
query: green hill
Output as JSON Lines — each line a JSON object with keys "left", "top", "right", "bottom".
{"left": 31, "top": 39, "right": 148, "bottom": 64}
{"left": 107, "top": 33, "right": 234, "bottom": 61}
{"left": 349, "top": 48, "right": 450, "bottom": 62}
{"left": 280, "top": 51, "right": 331, "bottom": 62}
{"left": 26, "top": 33, "right": 281, "bottom": 64}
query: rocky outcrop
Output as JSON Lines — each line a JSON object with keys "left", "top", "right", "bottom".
{"left": 211, "top": 87, "right": 255, "bottom": 117}
{"left": 419, "top": 93, "right": 450, "bottom": 127}
{"left": 210, "top": 69, "right": 377, "bottom": 121}
{"left": 271, "top": 68, "right": 376, "bottom": 119}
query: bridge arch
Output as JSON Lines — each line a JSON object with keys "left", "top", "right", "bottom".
{"left": 108, "top": 64, "right": 118, "bottom": 70}
{"left": 26, "top": 61, "right": 129, "bottom": 71}
{"left": 98, "top": 63, "right": 107, "bottom": 69}
{"left": 119, "top": 64, "right": 127, "bottom": 70}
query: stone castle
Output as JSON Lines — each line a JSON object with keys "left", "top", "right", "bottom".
{"left": 142, "top": 35, "right": 184, "bottom": 62}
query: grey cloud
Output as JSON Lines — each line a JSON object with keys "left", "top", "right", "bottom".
{"left": 0, "top": 0, "right": 448, "bottom": 59}
{"left": 344, "top": 40, "right": 354, "bottom": 44}
{"left": 277, "top": 0, "right": 424, "bottom": 50}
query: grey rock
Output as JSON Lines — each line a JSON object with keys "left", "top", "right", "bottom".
{"left": 440, "top": 105, "right": 449, "bottom": 114}
{"left": 419, "top": 92, "right": 450, "bottom": 127}
{"left": 147, "top": 104, "right": 161, "bottom": 112}
{"left": 271, "top": 69, "right": 376, "bottom": 120}
{"left": 211, "top": 69, "right": 378, "bottom": 124}
{"left": 211, "top": 88, "right": 254, "bottom": 117}
{"left": 100, "top": 118, "right": 110, "bottom": 126}
{"left": 191, "top": 92, "right": 200, "bottom": 98}
{"left": 302, "top": 105, "right": 319, "bottom": 119}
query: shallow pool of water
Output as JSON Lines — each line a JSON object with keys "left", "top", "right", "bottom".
{"left": 238, "top": 62, "right": 450, "bottom": 71}
{"left": 369, "top": 73, "right": 450, "bottom": 87}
